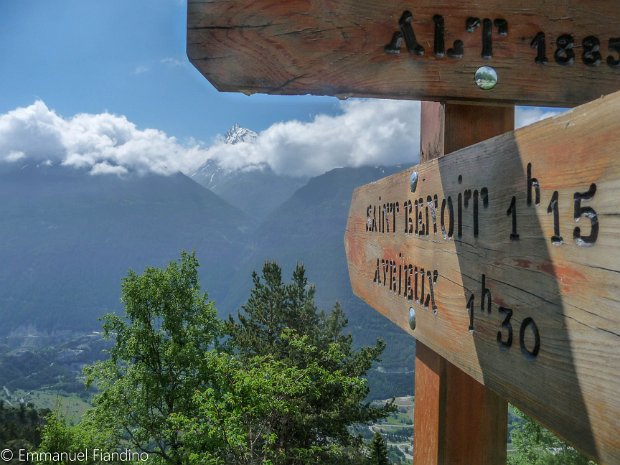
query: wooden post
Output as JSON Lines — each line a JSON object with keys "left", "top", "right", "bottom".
{"left": 413, "top": 101, "right": 514, "bottom": 465}
{"left": 345, "top": 93, "right": 620, "bottom": 464}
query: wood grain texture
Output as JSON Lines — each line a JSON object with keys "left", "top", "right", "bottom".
{"left": 420, "top": 101, "right": 445, "bottom": 163}
{"left": 443, "top": 361, "right": 508, "bottom": 465}
{"left": 414, "top": 344, "right": 508, "bottom": 465}
{"left": 345, "top": 90, "right": 620, "bottom": 463}
{"left": 420, "top": 102, "right": 515, "bottom": 161}
{"left": 413, "top": 343, "right": 445, "bottom": 464}
{"left": 414, "top": 103, "right": 510, "bottom": 465}
{"left": 444, "top": 104, "right": 514, "bottom": 154}
{"left": 188, "top": 0, "right": 620, "bottom": 107}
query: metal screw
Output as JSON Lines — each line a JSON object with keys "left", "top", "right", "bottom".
{"left": 475, "top": 66, "right": 498, "bottom": 90}
{"left": 408, "top": 307, "right": 416, "bottom": 330}
{"left": 410, "top": 171, "right": 418, "bottom": 193}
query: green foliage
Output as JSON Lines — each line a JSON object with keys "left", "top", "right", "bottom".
{"left": 175, "top": 352, "right": 363, "bottom": 465}
{"left": 222, "top": 262, "right": 395, "bottom": 464}
{"left": 508, "top": 407, "right": 595, "bottom": 465}
{"left": 0, "top": 402, "right": 48, "bottom": 455}
{"left": 37, "top": 413, "right": 79, "bottom": 461}
{"left": 83, "top": 251, "right": 221, "bottom": 465}
{"left": 36, "top": 410, "right": 115, "bottom": 465}
{"left": 227, "top": 263, "right": 319, "bottom": 358}
{"left": 386, "top": 445, "right": 407, "bottom": 465}
{"left": 368, "top": 433, "right": 389, "bottom": 465}
{"left": 36, "top": 255, "right": 394, "bottom": 465}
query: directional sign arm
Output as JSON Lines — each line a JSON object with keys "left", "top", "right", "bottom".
{"left": 345, "top": 90, "right": 620, "bottom": 463}
{"left": 188, "top": 0, "right": 620, "bottom": 106}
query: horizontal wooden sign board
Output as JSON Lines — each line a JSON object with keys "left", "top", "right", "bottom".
{"left": 345, "top": 90, "right": 620, "bottom": 463}
{"left": 188, "top": 0, "right": 620, "bottom": 107}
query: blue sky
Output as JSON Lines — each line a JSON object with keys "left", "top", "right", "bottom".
{"left": 0, "top": 0, "right": 340, "bottom": 143}
{"left": 0, "top": 0, "right": 563, "bottom": 178}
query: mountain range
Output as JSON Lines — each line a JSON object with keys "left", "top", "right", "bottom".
{"left": 0, "top": 162, "right": 250, "bottom": 335}
{"left": 0, "top": 126, "right": 414, "bottom": 398}
{"left": 190, "top": 124, "right": 308, "bottom": 221}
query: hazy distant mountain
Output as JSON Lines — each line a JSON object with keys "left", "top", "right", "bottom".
{"left": 225, "top": 165, "right": 415, "bottom": 397}
{"left": 191, "top": 125, "right": 307, "bottom": 221}
{"left": 191, "top": 124, "right": 260, "bottom": 192}
{"left": 0, "top": 162, "right": 251, "bottom": 337}
{"left": 0, "top": 158, "right": 413, "bottom": 398}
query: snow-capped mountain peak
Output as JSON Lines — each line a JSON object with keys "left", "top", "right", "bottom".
{"left": 190, "top": 124, "right": 259, "bottom": 188}
{"left": 224, "top": 124, "right": 257, "bottom": 145}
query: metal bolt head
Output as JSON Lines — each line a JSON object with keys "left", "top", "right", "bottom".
{"left": 410, "top": 171, "right": 418, "bottom": 193}
{"left": 475, "top": 66, "right": 498, "bottom": 90}
{"left": 408, "top": 307, "right": 416, "bottom": 330}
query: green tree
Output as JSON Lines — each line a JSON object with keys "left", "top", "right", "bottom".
{"left": 224, "top": 262, "right": 394, "bottom": 465}
{"left": 227, "top": 263, "right": 319, "bottom": 358}
{"left": 0, "top": 403, "right": 48, "bottom": 463}
{"left": 37, "top": 411, "right": 115, "bottom": 465}
{"left": 368, "top": 432, "right": 389, "bottom": 465}
{"left": 176, "top": 352, "right": 332, "bottom": 464}
{"left": 508, "top": 407, "right": 595, "bottom": 465}
{"left": 40, "top": 256, "right": 393, "bottom": 465}
{"left": 83, "top": 252, "right": 221, "bottom": 465}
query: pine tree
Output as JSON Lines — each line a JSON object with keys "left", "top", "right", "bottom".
{"left": 226, "top": 262, "right": 320, "bottom": 358}
{"left": 225, "top": 261, "right": 395, "bottom": 464}
{"left": 368, "top": 432, "right": 390, "bottom": 465}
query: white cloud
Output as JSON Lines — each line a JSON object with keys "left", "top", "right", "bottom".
{"left": 0, "top": 101, "right": 206, "bottom": 176}
{"left": 0, "top": 99, "right": 421, "bottom": 178}
{"left": 515, "top": 107, "right": 566, "bottom": 129}
{"left": 132, "top": 65, "right": 150, "bottom": 75}
{"left": 204, "top": 99, "right": 421, "bottom": 177}
{"left": 161, "top": 57, "right": 184, "bottom": 68}
{"left": 4, "top": 150, "right": 25, "bottom": 163}
{"left": 0, "top": 100, "right": 577, "bottom": 179}
{"left": 90, "top": 162, "right": 129, "bottom": 176}
{"left": 0, "top": 101, "right": 67, "bottom": 162}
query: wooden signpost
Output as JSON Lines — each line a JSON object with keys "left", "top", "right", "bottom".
{"left": 188, "top": 0, "right": 620, "bottom": 106}
{"left": 344, "top": 93, "right": 620, "bottom": 463}
{"left": 410, "top": 102, "right": 514, "bottom": 465}
{"left": 187, "top": 1, "right": 620, "bottom": 463}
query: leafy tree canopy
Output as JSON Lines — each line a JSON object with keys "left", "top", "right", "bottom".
{"left": 83, "top": 251, "right": 220, "bottom": 465}
{"left": 508, "top": 407, "right": 595, "bottom": 465}
{"left": 39, "top": 255, "right": 392, "bottom": 465}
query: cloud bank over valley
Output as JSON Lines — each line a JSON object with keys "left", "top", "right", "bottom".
{"left": 0, "top": 100, "right": 564, "bottom": 178}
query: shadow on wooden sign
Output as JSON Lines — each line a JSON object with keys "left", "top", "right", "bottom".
{"left": 345, "top": 91, "right": 620, "bottom": 463}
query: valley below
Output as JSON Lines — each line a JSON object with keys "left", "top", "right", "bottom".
{"left": 0, "top": 147, "right": 414, "bottom": 402}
